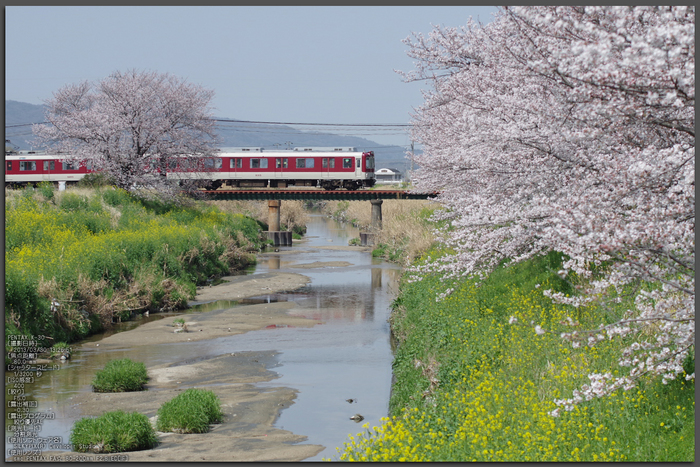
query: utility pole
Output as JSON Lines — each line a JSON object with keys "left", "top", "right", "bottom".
{"left": 409, "top": 141, "right": 414, "bottom": 185}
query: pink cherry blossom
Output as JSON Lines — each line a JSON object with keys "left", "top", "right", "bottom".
{"left": 402, "top": 6, "right": 694, "bottom": 403}
{"left": 32, "top": 69, "right": 218, "bottom": 196}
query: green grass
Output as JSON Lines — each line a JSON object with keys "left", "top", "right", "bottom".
{"left": 49, "top": 342, "right": 71, "bottom": 359}
{"left": 70, "top": 410, "right": 157, "bottom": 453}
{"left": 5, "top": 186, "right": 263, "bottom": 347}
{"left": 91, "top": 358, "right": 149, "bottom": 393}
{"left": 156, "top": 388, "right": 224, "bottom": 433}
{"left": 333, "top": 250, "right": 694, "bottom": 462}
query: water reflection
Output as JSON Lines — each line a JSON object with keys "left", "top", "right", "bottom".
{"left": 5, "top": 213, "right": 400, "bottom": 462}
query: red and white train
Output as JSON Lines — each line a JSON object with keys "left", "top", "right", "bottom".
{"left": 4, "top": 147, "right": 376, "bottom": 191}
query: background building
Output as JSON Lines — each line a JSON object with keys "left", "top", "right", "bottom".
{"left": 374, "top": 167, "right": 403, "bottom": 184}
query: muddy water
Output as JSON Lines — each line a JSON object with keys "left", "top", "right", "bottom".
{"left": 5, "top": 214, "right": 400, "bottom": 461}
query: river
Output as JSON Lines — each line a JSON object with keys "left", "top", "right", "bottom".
{"left": 5, "top": 213, "right": 400, "bottom": 461}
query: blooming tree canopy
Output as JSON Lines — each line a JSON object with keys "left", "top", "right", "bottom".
{"left": 403, "top": 6, "right": 694, "bottom": 405}
{"left": 32, "top": 69, "right": 218, "bottom": 194}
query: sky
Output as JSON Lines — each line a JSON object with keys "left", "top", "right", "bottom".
{"left": 5, "top": 6, "right": 498, "bottom": 147}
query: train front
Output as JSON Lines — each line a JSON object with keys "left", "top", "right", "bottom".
{"left": 361, "top": 151, "right": 376, "bottom": 188}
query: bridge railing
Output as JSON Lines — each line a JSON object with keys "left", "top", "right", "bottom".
{"left": 202, "top": 189, "right": 439, "bottom": 201}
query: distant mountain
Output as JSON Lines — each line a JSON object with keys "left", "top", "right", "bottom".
{"left": 5, "top": 100, "right": 46, "bottom": 152}
{"left": 5, "top": 100, "right": 416, "bottom": 173}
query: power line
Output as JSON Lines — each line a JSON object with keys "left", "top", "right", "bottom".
{"left": 213, "top": 118, "right": 410, "bottom": 128}
{"left": 6, "top": 119, "right": 418, "bottom": 150}
{"left": 5, "top": 122, "right": 47, "bottom": 128}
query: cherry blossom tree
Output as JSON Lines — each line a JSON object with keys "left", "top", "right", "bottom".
{"left": 403, "top": 6, "right": 694, "bottom": 405}
{"left": 32, "top": 69, "right": 218, "bottom": 194}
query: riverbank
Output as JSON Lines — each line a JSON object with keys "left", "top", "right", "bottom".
{"left": 5, "top": 185, "right": 264, "bottom": 359}
{"left": 12, "top": 258, "right": 326, "bottom": 462}
{"left": 335, "top": 251, "right": 695, "bottom": 462}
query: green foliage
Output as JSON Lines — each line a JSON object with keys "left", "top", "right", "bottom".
{"left": 70, "top": 410, "right": 157, "bottom": 453}
{"left": 156, "top": 388, "right": 224, "bottom": 433}
{"left": 101, "top": 187, "right": 132, "bottom": 207}
{"left": 5, "top": 187, "right": 262, "bottom": 345}
{"left": 282, "top": 222, "right": 306, "bottom": 240}
{"left": 49, "top": 342, "right": 71, "bottom": 358}
{"left": 4, "top": 268, "right": 63, "bottom": 341}
{"left": 77, "top": 172, "right": 117, "bottom": 188}
{"left": 372, "top": 242, "right": 405, "bottom": 262}
{"left": 334, "top": 200, "right": 350, "bottom": 218}
{"left": 37, "top": 181, "right": 55, "bottom": 200}
{"left": 336, "top": 250, "right": 694, "bottom": 462}
{"left": 59, "top": 192, "right": 89, "bottom": 211}
{"left": 91, "top": 358, "right": 148, "bottom": 393}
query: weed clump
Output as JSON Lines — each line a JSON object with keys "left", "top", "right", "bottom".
{"left": 70, "top": 410, "right": 157, "bottom": 453}
{"left": 92, "top": 358, "right": 148, "bottom": 393}
{"left": 156, "top": 388, "right": 223, "bottom": 433}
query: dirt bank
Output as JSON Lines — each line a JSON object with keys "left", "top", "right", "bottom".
{"left": 22, "top": 266, "right": 332, "bottom": 462}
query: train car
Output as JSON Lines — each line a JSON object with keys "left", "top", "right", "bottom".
{"left": 4, "top": 152, "right": 91, "bottom": 187}
{"left": 166, "top": 147, "right": 376, "bottom": 190}
{"left": 5, "top": 147, "right": 377, "bottom": 191}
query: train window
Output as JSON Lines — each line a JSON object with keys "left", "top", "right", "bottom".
{"left": 356, "top": 158, "right": 361, "bottom": 168}
{"left": 306, "top": 158, "right": 314, "bottom": 168}
{"left": 62, "top": 161, "right": 78, "bottom": 170}
{"left": 230, "top": 158, "right": 243, "bottom": 169}
{"left": 251, "top": 158, "right": 268, "bottom": 169}
{"left": 204, "top": 157, "right": 222, "bottom": 170}
{"left": 296, "top": 158, "right": 305, "bottom": 168}
{"left": 7, "top": 161, "right": 12, "bottom": 171}
{"left": 44, "top": 161, "right": 56, "bottom": 171}
{"left": 322, "top": 158, "right": 336, "bottom": 168}
{"left": 20, "top": 161, "right": 37, "bottom": 171}
{"left": 343, "top": 158, "right": 353, "bottom": 169}
{"left": 275, "top": 158, "right": 288, "bottom": 169}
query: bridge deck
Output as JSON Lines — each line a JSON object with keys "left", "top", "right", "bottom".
{"left": 203, "top": 189, "right": 438, "bottom": 201}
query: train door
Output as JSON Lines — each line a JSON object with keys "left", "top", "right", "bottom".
{"left": 322, "top": 157, "right": 335, "bottom": 179}
{"left": 273, "top": 157, "right": 286, "bottom": 187}
{"left": 230, "top": 157, "right": 243, "bottom": 185}
{"left": 42, "top": 159, "right": 56, "bottom": 182}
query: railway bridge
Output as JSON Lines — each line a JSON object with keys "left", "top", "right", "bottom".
{"left": 202, "top": 189, "right": 439, "bottom": 246}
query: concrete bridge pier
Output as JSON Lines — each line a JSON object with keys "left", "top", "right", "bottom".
{"left": 265, "top": 200, "right": 292, "bottom": 246}
{"left": 360, "top": 199, "right": 383, "bottom": 246}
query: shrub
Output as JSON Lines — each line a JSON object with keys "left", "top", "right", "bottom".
{"left": 70, "top": 410, "right": 157, "bottom": 453}
{"left": 4, "top": 268, "right": 58, "bottom": 340}
{"left": 101, "top": 187, "right": 132, "bottom": 207}
{"left": 49, "top": 342, "right": 71, "bottom": 359}
{"left": 156, "top": 388, "right": 223, "bottom": 433}
{"left": 37, "top": 181, "right": 55, "bottom": 201}
{"left": 92, "top": 358, "right": 148, "bottom": 393}
{"left": 77, "top": 172, "right": 116, "bottom": 188}
{"left": 58, "top": 192, "right": 89, "bottom": 211}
